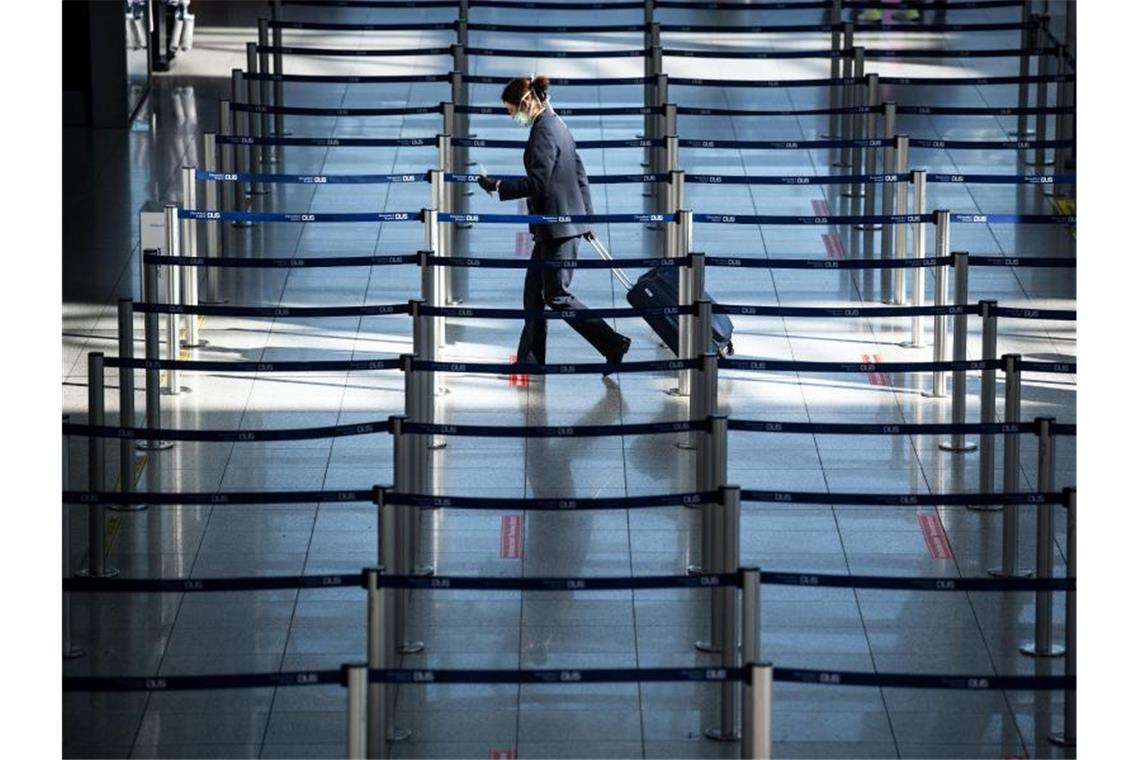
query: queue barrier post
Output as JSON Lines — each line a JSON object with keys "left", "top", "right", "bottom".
{"left": 422, "top": 211, "right": 446, "bottom": 353}
{"left": 244, "top": 43, "right": 266, "bottom": 194}
{"left": 139, "top": 251, "right": 172, "bottom": 452}
{"left": 655, "top": 103, "right": 677, "bottom": 210}
{"left": 835, "top": 23, "right": 855, "bottom": 168}
{"left": 738, "top": 567, "right": 762, "bottom": 755}
{"left": 706, "top": 484, "right": 742, "bottom": 742}
{"left": 343, "top": 662, "right": 368, "bottom": 759}
{"left": 430, "top": 163, "right": 455, "bottom": 306}
{"left": 456, "top": 18, "right": 468, "bottom": 49}
{"left": 970, "top": 300, "right": 1001, "bottom": 512}
{"left": 201, "top": 134, "right": 225, "bottom": 301}
{"left": 364, "top": 563, "right": 409, "bottom": 756}
{"left": 1049, "top": 486, "right": 1077, "bottom": 747}
{"left": 459, "top": 0, "right": 469, "bottom": 24}
{"left": 644, "top": 0, "right": 655, "bottom": 28}
{"left": 400, "top": 354, "right": 425, "bottom": 500}
{"left": 162, "top": 204, "right": 184, "bottom": 396}
{"left": 645, "top": 20, "right": 662, "bottom": 166}
{"left": 229, "top": 70, "right": 247, "bottom": 205}
{"left": 62, "top": 416, "right": 86, "bottom": 658}
{"left": 696, "top": 416, "right": 728, "bottom": 650}
{"left": 217, "top": 102, "right": 234, "bottom": 219}
{"left": 680, "top": 257, "right": 707, "bottom": 450}
{"left": 689, "top": 347, "right": 717, "bottom": 491}
{"left": 1027, "top": 17, "right": 1056, "bottom": 168}
{"left": 179, "top": 167, "right": 206, "bottom": 348}
{"left": 989, "top": 354, "right": 1031, "bottom": 578}
{"left": 879, "top": 131, "right": 897, "bottom": 302}
{"left": 1013, "top": 3, "right": 1036, "bottom": 138}
{"left": 1021, "top": 417, "right": 1065, "bottom": 658}
{"left": 390, "top": 417, "right": 428, "bottom": 652}
{"left": 671, "top": 209, "right": 694, "bottom": 398}
{"left": 257, "top": 19, "right": 274, "bottom": 164}
{"left": 843, "top": 47, "right": 866, "bottom": 198}
{"left": 271, "top": 0, "right": 285, "bottom": 138}
{"left": 742, "top": 663, "right": 774, "bottom": 760}
{"left": 110, "top": 299, "right": 143, "bottom": 513}
{"left": 451, "top": 43, "right": 467, "bottom": 84}
{"left": 939, "top": 252, "right": 977, "bottom": 453}
{"left": 890, "top": 137, "right": 910, "bottom": 307}
{"left": 905, "top": 169, "right": 927, "bottom": 348}
{"left": 926, "top": 210, "right": 950, "bottom": 398}
{"left": 410, "top": 297, "right": 445, "bottom": 450}
{"left": 78, "top": 353, "right": 117, "bottom": 579}
{"left": 856, "top": 74, "right": 881, "bottom": 245}
{"left": 825, "top": 0, "right": 842, "bottom": 138}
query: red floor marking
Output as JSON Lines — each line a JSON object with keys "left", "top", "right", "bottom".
{"left": 500, "top": 515, "right": 523, "bottom": 559}
{"left": 872, "top": 352, "right": 889, "bottom": 386}
{"left": 822, "top": 233, "right": 845, "bottom": 260}
{"left": 812, "top": 198, "right": 832, "bottom": 217}
{"left": 861, "top": 353, "right": 887, "bottom": 386}
{"left": 918, "top": 512, "right": 953, "bottom": 559}
{"left": 507, "top": 353, "right": 529, "bottom": 387}
{"left": 515, "top": 231, "right": 529, "bottom": 257}
{"left": 490, "top": 751, "right": 516, "bottom": 760}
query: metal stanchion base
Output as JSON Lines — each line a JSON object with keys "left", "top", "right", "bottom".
{"left": 686, "top": 564, "right": 706, "bottom": 575}
{"left": 64, "top": 645, "right": 87, "bottom": 659}
{"left": 674, "top": 441, "right": 696, "bottom": 451}
{"left": 966, "top": 504, "right": 1002, "bottom": 513}
{"left": 398, "top": 640, "right": 426, "bottom": 654}
{"left": 1048, "top": 732, "right": 1076, "bottom": 748}
{"left": 666, "top": 387, "right": 690, "bottom": 398}
{"left": 921, "top": 390, "right": 950, "bottom": 399}
{"left": 1022, "top": 159, "right": 1056, "bottom": 169}
{"left": 987, "top": 567, "right": 1033, "bottom": 579}
{"left": 414, "top": 565, "right": 435, "bottom": 577}
{"left": 388, "top": 727, "right": 412, "bottom": 742}
{"left": 161, "top": 386, "right": 193, "bottom": 396}
{"left": 181, "top": 340, "right": 210, "bottom": 349}
{"left": 232, "top": 221, "right": 253, "bottom": 229}
{"left": 75, "top": 567, "right": 120, "bottom": 579}
{"left": 274, "top": 129, "right": 294, "bottom": 136}
{"left": 694, "top": 640, "right": 723, "bottom": 654}
{"left": 1020, "top": 643, "right": 1065, "bottom": 658}
{"left": 703, "top": 728, "right": 741, "bottom": 742}
{"left": 841, "top": 189, "right": 866, "bottom": 199}
{"left": 854, "top": 224, "right": 883, "bottom": 231}
{"left": 429, "top": 439, "right": 448, "bottom": 450}
{"left": 108, "top": 504, "right": 148, "bottom": 513}
{"left": 1007, "top": 129, "right": 1036, "bottom": 137}
{"left": 901, "top": 340, "right": 926, "bottom": 349}
{"left": 200, "top": 297, "right": 230, "bottom": 305}
{"left": 938, "top": 441, "right": 978, "bottom": 452}
{"left": 137, "top": 440, "right": 174, "bottom": 451}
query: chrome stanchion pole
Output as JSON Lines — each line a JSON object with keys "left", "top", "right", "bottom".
{"left": 139, "top": 254, "right": 172, "bottom": 452}
{"left": 1027, "top": 18, "right": 1055, "bottom": 167}
{"left": 706, "top": 485, "right": 741, "bottom": 741}
{"left": 879, "top": 130, "right": 897, "bottom": 302}
{"left": 970, "top": 301, "right": 1001, "bottom": 512}
{"left": 62, "top": 416, "right": 86, "bottom": 658}
{"left": 422, "top": 209, "right": 445, "bottom": 353}
{"left": 835, "top": 25, "right": 854, "bottom": 168}
{"left": 740, "top": 566, "right": 760, "bottom": 684}
{"left": 271, "top": 0, "right": 285, "bottom": 138}
{"left": 1021, "top": 417, "right": 1064, "bottom": 658}
{"left": 939, "top": 252, "right": 976, "bottom": 452}
{"left": 856, "top": 74, "right": 881, "bottom": 240}
{"left": 655, "top": 102, "right": 676, "bottom": 211}
{"left": 1012, "top": 2, "right": 1035, "bottom": 138}
{"left": 218, "top": 101, "right": 235, "bottom": 217}
{"left": 890, "top": 137, "right": 909, "bottom": 307}
{"left": 201, "top": 134, "right": 225, "bottom": 300}
{"left": 687, "top": 349, "right": 717, "bottom": 517}
{"left": 926, "top": 210, "right": 950, "bottom": 398}
{"left": 229, "top": 69, "right": 251, "bottom": 206}
{"left": 343, "top": 662, "right": 367, "bottom": 760}
{"left": 391, "top": 417, "right": 428, "bottom": 651}
{"left": 697, "top": 417, "right": 729, "bottom": 651}
{"left": 678, "top": 258, "right": 706, "bottom": 450}
{"left": 257, "top": 19, "right": 273, "bottom": 164}
{"left": 244, "top": 43, "right": 265, "bottom": 195}
{"left": 671, "top": 210, "right": 694, "bottom": 397}
{"left": 989, "top": 354, "right": 1030, "bottom": 578}
{"left": 743, "top": 663, "right": 773, "bottom": 760}
{"left": 162, "top": 204, "right": 183, "bottom": 396}
{"left": 905, "top": 170, "right": 927, "bottom": 348}
{"left": 401, "top": 354, "right": 424, "bottom": 499}
{"left": 843, "top": 48, "right": 865, "bottom": 197}
{"left": 411, "top": 298, "right": 445, "bottom": 452}
{"left": 111, "top": 299, "right": 143, "bottom": 513}
{"left": 1049, "top": 487, "right": 1076, "bottom": 747}
{"left": 78, "top": 353, "right": 118, "bottom": 579}
{"left": 826, "top": 0, "right": 842, "bottom": 138}
{"left": 179, "top": 168, "right": 206, "bottom": 348}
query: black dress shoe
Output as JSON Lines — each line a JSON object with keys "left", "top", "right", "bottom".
{"left": 602, "top": 335, "right": 632, "bottom": 377}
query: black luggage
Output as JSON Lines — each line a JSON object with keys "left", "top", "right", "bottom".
{"left": 584, "top": 233, "right": 735, "bottom": 358}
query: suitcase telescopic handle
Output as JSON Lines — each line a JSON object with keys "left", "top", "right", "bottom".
{"left": 584, "top": 231, "right": 635, "bottom": 291}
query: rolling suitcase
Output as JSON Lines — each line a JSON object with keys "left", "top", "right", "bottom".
{"left": 583, "top": 233, "right": 735, "bottom": 357}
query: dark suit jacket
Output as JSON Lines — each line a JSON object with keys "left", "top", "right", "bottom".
{"left": 496, "top": 106, "right": 594, "bottom": 242}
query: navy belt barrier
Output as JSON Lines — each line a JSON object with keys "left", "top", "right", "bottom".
{"left": 463, "top": 74, "right": 649, "bottom": 86}
{"left": 670, "top": 74, "right": 1073, "bottom": 89}
{"left": 281, "top": 0, "right": 455, "bottom": 6}
{"left": 64, "top": 570, "right": 1071, "bottom": 595}
{"left": 679, "top": 137, "right": 1074, "bottom": 151}
{"left": 418, "top": 304, "right": 689, "bottom": 320}
{"left": 458, "top": 104, "right": 661, "bottom": 116}
{"left": 741, "top": 490, "right": 1064, "bottom": 507}
{"left": 229, "top": 103, "right": 441, "bottom": 117}
{"left": 468, "top": 46, "right": 644, "bottom": 58}
{"left": 144, "top": 253, "right": 420, "bottom": 269}
{"left": 268, "top": 20, "right": 455, "bottom": 31}
{"left": 970, "top": 256, "right": 1075, "bottom": 268}
{"left": 453, "top": 137, "right": 661, "bottom": 149}
{"left": 178, "top": 209, "right": 420, "bottom": 223}
{"left": 254, "top": 45, "right": 451, "bottom": 57}
{"left": 215, "top": 134, "right": 435, "bottom": 147}
{"left": 706, "top": 255, "right": 951, "bottom": 270}
{"left": 403, "top": 419, "right": 709, "bottom": 437}
{"left": 468, "top": 22, "right": 647, "bottom": 32}
{"left": 425, "top": 254, "right": 685, "bottom": 269}
{"left": 384, "top": 491, "right": 714, "bottom": 510}
{"left": 195, "top": 170, "right": 426, "bottom": 185}
{"left": 63, "top": 489, "right": 376, "bottom": 506}
{"left": 444, "top": 171, "right": 671, "bottom": 184}
{"left": 242, "top": 73, "right": 451, "bottom": 84}
{"left": 132, "top": 301, "right": 411, "bottom": 319}
{"left": 662, "top": 21, "right": 1028, "bottom": 33}
{"left": 412, "top": 357, "right": 697, "bottom": 375}
{"left": 62, "top": 419, "right": 391, "bottom": 443}
{"left": 107, "top": 355, "right": 402, "bottom": 372}
{"left": 720, "top": 357, "right": 1075, "bottom": 374}
{"left": 437, "top": 211, "right": 672, "bottom": 224}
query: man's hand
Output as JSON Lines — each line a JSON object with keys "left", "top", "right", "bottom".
{"left": 477, "top": 175, "right": 499, "bottom": 194}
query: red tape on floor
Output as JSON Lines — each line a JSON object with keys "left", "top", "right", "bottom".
{"left": 490, "top": 751, "right": 516, "bottom": 760}
{"left": 500, "top": 515, "right": 523, "bottom": 559}
{"left": 918, "top": 511, "right": 953, "bottom": 559}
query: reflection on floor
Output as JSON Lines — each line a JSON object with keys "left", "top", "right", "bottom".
{"left": 63, "top": 2, "right": 1075, "bottom": 758}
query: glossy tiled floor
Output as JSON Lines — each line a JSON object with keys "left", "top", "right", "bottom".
{"left": 63, "top": 2, "right": 1075, "bottom": 758}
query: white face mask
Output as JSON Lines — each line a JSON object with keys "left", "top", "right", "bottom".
{"left": 512, "top": 109, "right": 533, "bottom": 128}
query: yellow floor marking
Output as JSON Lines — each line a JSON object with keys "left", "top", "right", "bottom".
{"left": 1048, "top": 195, "right": 1076, "bottom": 239}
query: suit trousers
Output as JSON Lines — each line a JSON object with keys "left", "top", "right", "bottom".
{"left": 515, "top": 235, "right": 626, "bottom": 364}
